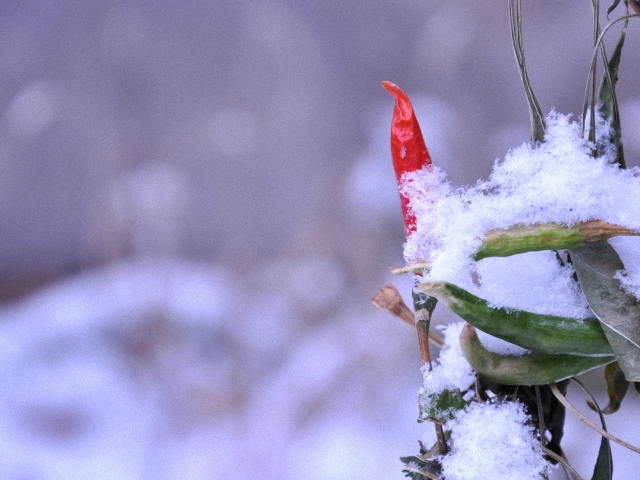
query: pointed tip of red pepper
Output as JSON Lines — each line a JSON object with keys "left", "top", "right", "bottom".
{"left": 382, "top": 82, "right": 419, "bottom": 129}
{"left": 381, "top": 81, "right": 402, "bottom": 100}
{"left": 381, "top": 80, "right": 396, "bottom": 91}
{"left": 382, "top": 81, "right": 433, "bottom": 237}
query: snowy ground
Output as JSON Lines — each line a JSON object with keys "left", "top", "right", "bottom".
{"left": 0, "top": 258, "right": 637, "bottom": 479}
{"left": 0, "top": 258, "right": 426, "bottom": 479}
{"left": 1, "top": 2, "right": 640, "bottom": 477}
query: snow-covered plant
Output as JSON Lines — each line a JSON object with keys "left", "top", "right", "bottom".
{"left": 373, "top": 1, "right": 640, "bottom": 478}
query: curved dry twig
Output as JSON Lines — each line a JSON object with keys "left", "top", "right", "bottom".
{"left": 549, "top": 383, "right": 640, "bottom": 454}
{"left": 371, "top": 285, "right": 444, "bottom": 348}
{"left": 582, "top": 12, "right": 639, "bottom": 138}
{"left": 401, "top": 465, "right": 439, "bottom": 479}
{"left": 540, "top": 447, "right": 584, "bottom": 480}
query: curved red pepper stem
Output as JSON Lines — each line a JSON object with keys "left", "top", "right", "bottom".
{"left": 382, "top": 81, "right": 433, "bottom": 237}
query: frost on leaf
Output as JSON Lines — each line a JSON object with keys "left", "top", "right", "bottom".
{"left": 402, "top": 112, "right": 640, "bottom": 307}
{"left": 418, "top": 322, "right": 475, "bottom": 422}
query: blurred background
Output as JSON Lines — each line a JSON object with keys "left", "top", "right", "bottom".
{"left": 0, "top": 1, "right": 640, "bottom": 478}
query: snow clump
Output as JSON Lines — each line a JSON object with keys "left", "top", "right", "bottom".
{"left": 419, "top": 322, "right": 475, "bottom": 412}
{"left": 402, "top": 111, "right": 640, "bottom": 311}
{"left": 440, "top": 401, "right": 551, "bottom": 480}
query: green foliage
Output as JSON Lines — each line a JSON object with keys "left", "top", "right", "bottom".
{"left": 418, "top": 389, "right": 467, "bottom": 423}
{"left": 597, "top": 18, "right": 627, "bottom": 167}
{"left": 394, "top": 2, "right": 640, "bottom": 476}
{"left": 592, "top": 436, "right": 614, "bottom": 480}
{"left": 400, "top": 455, "right": 441, "bottom": 479}
{"left": 571, "top": 242, "right": 640, "bottom": 381}
{"left": 595, "top": 362, "right": 629, "bottom": 414}
{"left": 419, "top": 281, "right": 613, "bottom": 357}
{"left": 459, "top": 323, "right": 614, "bottom": 385}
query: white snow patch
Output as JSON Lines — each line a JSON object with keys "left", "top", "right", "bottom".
{"left": 440, "top": 401, "right": 550, "bottom": 480}
{"left": 420, "top": 322, "right": 475, "bottom": 397}
{"left": 609, "top": 236, "right": 640, "bottom": 301}
{"left": 476, "top": 330, "right": 530, "bottom": 356}
{"left": 476, "top": 251, "right": 592, "bottom": 319}
{"left": 402, "top": 112, "right": 640, "bottom": 312}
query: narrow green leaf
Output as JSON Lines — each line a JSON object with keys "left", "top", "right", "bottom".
{"left": 418, "top": 389, "right": 466, "bottom": 423}
{"left": 597, "top": 18, "right": 627, "bottom": 168}
{"left": 419, "top": 281, "right": 613, "bottom": 357}
{"left": 595, "top": 362, "right": 629, "bottom": 414}
{"left": 476, "top": 223, "right": 585, "bottom": 260}
{"left": 401, "top": 455, "right": 441, "bottom": 480}
{"left": 571, "top": 378, "right": 613, "bottom": 480}
{"left": 459, "top": 324, "right": 614, "bottom": 385}
{"left": 592, "top": 435, "right": 613, "bottom": 480}
{"left": 392, "top": 221, "right": 639, "bottom": 275}
{"left": 598, "top": 20, "right": 625, "bottom": 120}
{"left": 607, "top": 0, "right": 622, "bottom": 17}
{"left": 570, "top": 242, "right": 640, "bottom": 381}
{"left": 476, "top": 220, "right": 637, "bottom": 261}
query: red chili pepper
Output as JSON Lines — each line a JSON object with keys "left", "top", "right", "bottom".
{"left": 382, "top": 81, "right": 432, "bottom": 237}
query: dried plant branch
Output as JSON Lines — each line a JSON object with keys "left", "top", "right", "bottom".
{"left": 401, "top": 465, "right": 439, "bottom": 479}
{"left": 371, "top": 285, "right": 444, "bottom": 348}
{"left": 550, "top": 382, "right": 640, "bottom": 454}
{"left": 509, "top": 0, "right": 545, "bottom": 142}
{"left": 415, "top": 309, "right": 434, "bottom": 367}
{"left": 390, "top": 262, "right": 431, "bottom": 275}
{"left": 582, "top": 11, "right": 639, "bottom": 139}
{"left": 372, "top": 285, "right": 415, "bottom": 326}
{"left": 540, "top": 447, "right": 584, "bottom": 480}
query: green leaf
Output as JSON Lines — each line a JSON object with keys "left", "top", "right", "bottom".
{"left": 607, "top": 0, "right": 622, "bottom": 17}
{"left": 418, "top": 389, "right": 467, "bottom": 423}
{"left": 459, "top": 323, "right": 614, "bottom": 385}
{"left": 597, "top": 17, "right": 627, "bottom": 168}
{"left": 392, "top": 221, "right": 639, "bottom": 275}
{"left": 592, "top": 435, "right": 614, "bottom": 480}
{"left": 591, "top": 362, "right": 629, "bottom": 414}
{"left": 476, "top": 221, "right": 607, "bottom": 261}
{"left": 401, "top": 455, "right": 441, "bottom": 480}
{"left": 572, "top": 379, "right": 613, "bottom": 480}
{"left": 419, "top": 281, "right": 613, "bottom": 357}
{"left": 401, "top": 439, "right": 446, "bottom": 480}
{"left": 570, "top": 242, "right": 640, "bottom": 381}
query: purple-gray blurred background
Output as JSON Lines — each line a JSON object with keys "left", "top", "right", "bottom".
{"left": 1, "top": 1, "right": 639, "bottom": 478}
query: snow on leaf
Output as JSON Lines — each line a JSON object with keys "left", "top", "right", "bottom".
{"left": 570, "top": 241, "right": 640, "bottom": 381}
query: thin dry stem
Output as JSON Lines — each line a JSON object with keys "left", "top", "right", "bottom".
{"left": 416, "top": 309, "right": 433, "bottom": 367}
{"left": 540, "top": 447, "right": 584, "bottom": 480}
{"left": 434, "top": 423, "right": 448, "bottom": 457}
{"left": 578, "top": 219, "right": 639, "bottom": 242}
{"left": 372, "top": 285, "right": 444, "bottom": 348}
{"left": 390, "top": 261, "right": 431, "bottom": 276}
{"left": 550, "top": 383, "right": 640, "bottom": 454}
{"left": 401, "top": 465, "right": 439, "bottom": 479}
{"left": 372, "top": 285, "right": 415, "bottom": 326}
